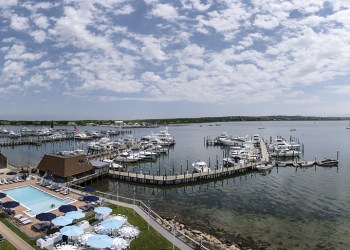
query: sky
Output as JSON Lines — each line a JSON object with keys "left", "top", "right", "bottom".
{"left": 1, "top": 0, "right": 350, "bottom": 120}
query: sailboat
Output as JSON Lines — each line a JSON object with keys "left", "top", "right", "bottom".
{"left": 258, "top": 121, "right": 265, "bottom": 129}
{"left": 346, "top": 121, "right": 350, "bottom": 129}
{"left": 290, "top": 122, "right": 296, "bottom": 131}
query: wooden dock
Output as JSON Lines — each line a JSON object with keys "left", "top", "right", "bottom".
{"left": 108, "top": 163, "right": 259, "bottom": 185}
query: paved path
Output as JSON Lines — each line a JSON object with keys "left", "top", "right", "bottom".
{"left": 0, "top": 221, "right": 35, "bottom": 250}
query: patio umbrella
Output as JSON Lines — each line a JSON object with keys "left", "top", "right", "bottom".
{"left": 36, "top": 212, "right": 57, "bottom": 222}
{"left": 0, "top": 193, "right": 6, "bottom": 199}
{"left": 94, "top": 207, "right": 112, "bottom": 216}
{"left": 101, "top": 218, "right": 124, "bottom": 230}
{"left": 60, "top": 225, "right": 84, "bottom": 237}
{"left": 2, "top": 201, "right": 19, "bottom": 208}
{"left": 7, "top": 171, "right": 17, "bottom": 175}
{"left": 59, "top": 204, "right": 77, "bottom": 213}
{"left": 82, "top": 195, "right": 99, "bottom": 202}
{"left": 19, "top": 170, "right": 29, "bottom": 174}
{"left": 82, "top": 187, "right": 96, "bottom": 193}
{"left": 65, "top": 211, "right": 85, "bottom": 220}
{"left": 86, "top": 234, "right": 113, "bottom": 249}
{"left": 52, "top": 216, "right": 73, "bottom": 227}
{"left": 54, "top": 178, "right": 65, "bottom": 183}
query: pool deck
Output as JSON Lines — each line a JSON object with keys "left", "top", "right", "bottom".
{"left": 0, "top": 177, "right": 86, "bottom": 238}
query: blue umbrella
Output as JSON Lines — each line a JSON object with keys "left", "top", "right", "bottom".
{"left": 59, "top": 204, "right": 77, "bottom": 213}
{"left": 101, "top": 218, "right": 124, "bottom": 230}
{"left": 54, "top": 178, "right": 65, "bottom": 183}
{"left": 60, "top": 225, "right": 84, "bottom": 237}
{"left": 19, "top": 170, "right": 29, "bottom": 174}
{"left": 83, "top": 187, "right": 96, "bottom": 193}
{"left": 65, "top": 211, "right": 85, "bottom": 220}
{"left": 82, "top": 195, "right": 99, "bottom": 202}
{"left": 0, "top": 193, "right": 6, "bottom": 199}
{"left": 7, "top": 172, "right": 17, "bottom": 175}
{"left": 2, "top": 201, "right": 19, "bottom": 208}
{"left": 52, "top": 216, "right": 73, "bottom": 227}
{"left": 86, "top": 234, "right": 113, "bottom": 248}
{"left": 36, "top": 212, "right": 57, "bottom": 221}
{"left": 94, "top": 207, "right": 112, "bottom": 216}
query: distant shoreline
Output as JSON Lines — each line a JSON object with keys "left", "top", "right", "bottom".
{"left": 1, "top": 115, "right": 350, "bottom": 127}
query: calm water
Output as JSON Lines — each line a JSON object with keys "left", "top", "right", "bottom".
{"left": 2, "top": 121, "right": 350, "bottom": 249}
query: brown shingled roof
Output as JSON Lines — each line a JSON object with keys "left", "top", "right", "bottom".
{"left": 37, "top": 154, "right": 93, "bottom": 178}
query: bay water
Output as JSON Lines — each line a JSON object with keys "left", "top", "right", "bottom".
{"left": 2, "top": 121, "right": 350, "bottom": 249}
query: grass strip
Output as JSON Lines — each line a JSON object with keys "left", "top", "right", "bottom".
{"left": 109, "top": 205, "right": 179, "bottom": 250}
{"left": 0, "top": 217, "right": 41, "bottom": 250}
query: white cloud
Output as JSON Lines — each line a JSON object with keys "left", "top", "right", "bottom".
{"left": 141, "top": 37, "right": 167, "bottom": 61}
{"left": 254, "top": 14, "right": 280, "bottom": 29}
{"left": 30, "top": 30, "right": 46, "bottom": 43}
{"left": 150, "top": 3, "right": 180, "bottom": 20}
{"left": 115, "top": 4, "right": 135, "bottom": 15}
{"left": 10, "top": 15, "right": 30, "bottom": 31}
{"left": 33, "top": 15, "right": 49, "bottom": 29}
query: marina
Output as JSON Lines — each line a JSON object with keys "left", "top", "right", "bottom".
{"left": 0, "top": 121, "right": 348, "bottom": 250}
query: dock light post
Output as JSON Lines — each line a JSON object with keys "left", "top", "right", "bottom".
{"left": 147, "top": 200, "right": 151, "bottom": 231}
{"left": 173, "top": 215, "right": 176, "bottom": 250}
{"left": 116, "top": 181, "right": 119, "bottom": 205}
{"left": 133, "top": 187, "right": 136, "bottom": 215}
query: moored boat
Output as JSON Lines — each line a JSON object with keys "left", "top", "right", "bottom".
{"left": 298, "top": 161, "right": 315, "bottom": 167}
{"left": 192, "top": 161, "right": 210, "bottom": 173}
{"left": 256, "top": 161, "right": 273, "bottom": 171}
{"left": 317, "top": 158, "right": 338, "bottom": 166}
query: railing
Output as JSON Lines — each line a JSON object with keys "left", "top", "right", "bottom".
{"left": 70, "top": 184, "right": 210, "bottom": 250}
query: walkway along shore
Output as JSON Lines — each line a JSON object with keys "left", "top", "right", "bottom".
{"left": 71, "top": 187, "right": 197, "bottom": 250}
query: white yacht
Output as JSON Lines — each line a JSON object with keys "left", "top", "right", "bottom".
{"left": 154, "top": 127, "right": 175, "bottom": 145}
{"left": 9, "top": 130, "right": 20, "bottom": 138}
{"left": 74, "top": 132, "right": 91, "bottom": 140}
{"left": 88, "top": 137, "right": 113, "bottom": 151}
{"left": 192, "top": 161, "right": 211, "bottom": 173}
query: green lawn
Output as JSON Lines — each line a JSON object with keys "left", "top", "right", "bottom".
{"left": 109, "top": 205, "right": 179, "bottom": 250}
{"left": 0, "top": 240, "right": 17, "bottom": 250}
{"left": 0, "top": 217, "right": 41, "bottom": 250}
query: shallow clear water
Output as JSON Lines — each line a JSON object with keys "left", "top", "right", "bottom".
{"left": 2, "top": 121, "right": 350, "bottom": 249}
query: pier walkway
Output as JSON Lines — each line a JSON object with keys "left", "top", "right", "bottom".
{"left": 108, "top": 163, "right": 256, "bottom": 185}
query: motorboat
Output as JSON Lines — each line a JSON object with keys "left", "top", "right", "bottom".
{"left": 298, "top": 161, "right": 315, "bottom": 167}
{"left": 9, "top": 130, "right": 20, "bottom": 138}
{"left": 192, "top": 161, "right": 210, "bottom": 173}
{"left": 153, "top": 127, "right": 175, "bottom": 145}
{"left": 317, "top": 159, "right": 338, "bottom": 167}
{"left": 103, "top": 159, "right": 124, "bottom": 170}
{"left": 256, "top": 161, "right": 273, "bottom": 171}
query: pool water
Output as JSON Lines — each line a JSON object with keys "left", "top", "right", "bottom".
{"left": 3, "top": 185, "right": 75, "bottom": 216}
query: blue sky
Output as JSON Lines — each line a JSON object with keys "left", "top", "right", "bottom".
{"left": 1, "top": 0, "right": 350, "bottom": 120}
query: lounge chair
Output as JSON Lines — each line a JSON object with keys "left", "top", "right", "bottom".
{"left": 2, "top": 179, "right": 8, "bottom": 184}
{"left": 19, "top": 217, "right": 29, "bottom": 222}
{"left": 14, "top": 214, "right": 23, "bottom": 220}
{"left": 32, "top": 223, "right": 44, "bottom": 232}
{"left": 79, "top": 205, "right": 89, "bottom": 212}
{"left": 22, "top": 219, "right": 32, "bottom": 225}
{"left": 0, "top": 180, "right": 3, "bottom": 185}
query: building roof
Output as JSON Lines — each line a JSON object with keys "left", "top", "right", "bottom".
{"left": 37, "top": 154, "right": 93, "bottom": 178}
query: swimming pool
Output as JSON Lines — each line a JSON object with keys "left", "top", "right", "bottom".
{"left": 3, "top": 185, "right": 75, "bottom": 217}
